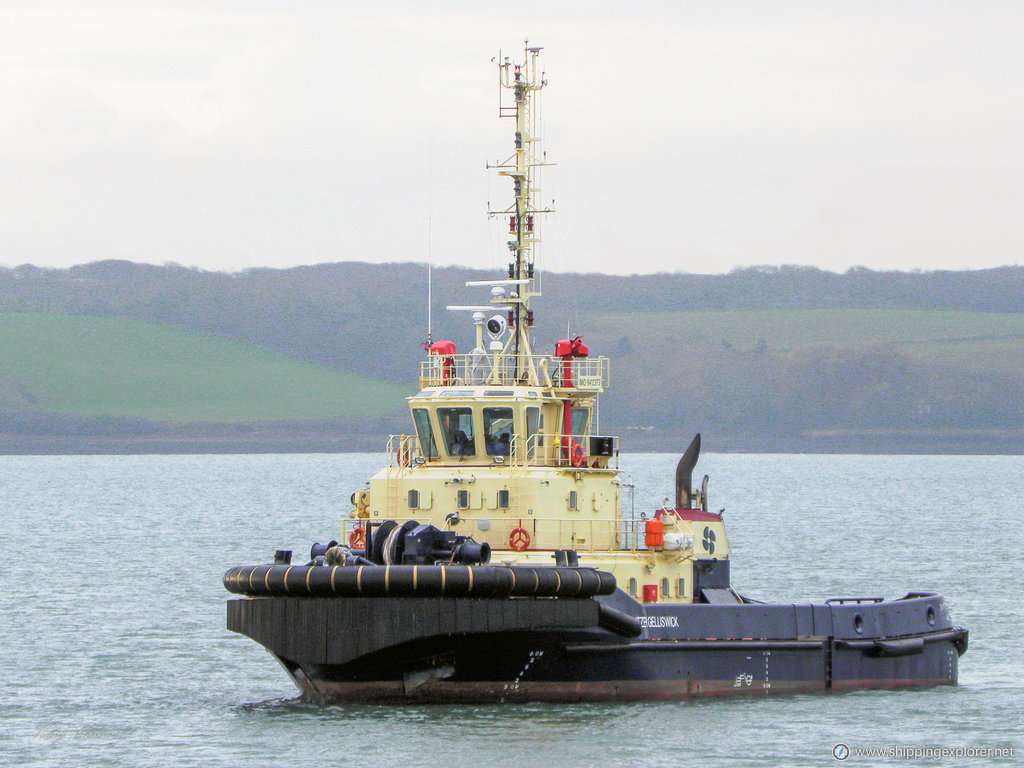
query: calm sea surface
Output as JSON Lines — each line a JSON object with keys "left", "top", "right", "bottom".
{"left": 1, "top": 452, "right": 1020, "bottom": 767}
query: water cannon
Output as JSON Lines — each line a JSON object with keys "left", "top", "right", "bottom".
{"left": 555, "top": 336, "right": 589, "bottom": 387}
{"left": 555, "top": 336, "right": 588, "bottom": 358}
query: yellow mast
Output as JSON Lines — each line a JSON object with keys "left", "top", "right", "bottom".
{"left": 486, "top": 42, "right": 553, "bottom": 385}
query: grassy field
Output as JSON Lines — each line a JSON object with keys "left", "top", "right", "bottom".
{"left": 3, "top": 308, "right": 1023, "bottom": 434}
{"left": 586, "top": 308, "right": 1024, "bottom": 375}
{"left": 0, "top": 313, "right": 409, "bottom": 422}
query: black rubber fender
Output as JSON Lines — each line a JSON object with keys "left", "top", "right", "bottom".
{"left": 224, "top": 563, "right": 616, "bottom": 599}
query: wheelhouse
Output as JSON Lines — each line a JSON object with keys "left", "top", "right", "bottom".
{"left": 407, "top": 387, "right": 612, "bottom": 469}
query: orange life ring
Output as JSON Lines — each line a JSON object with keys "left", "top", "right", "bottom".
{"left": 349, "top": 526, "right": 366, "bottom": 548}
{"left": 509, "top": 527, "right": 531, "bottom": 551}
{"left": 395, "top": 444, "right": 411, "bottom": 466}
{"left": 571, "top": 442, "right": 586, "bottom": 468}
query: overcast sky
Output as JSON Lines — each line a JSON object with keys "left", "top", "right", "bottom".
{"left": 1, "top": 1, "right": 1021, "bottom": 275}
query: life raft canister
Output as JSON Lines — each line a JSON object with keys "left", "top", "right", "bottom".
{"left": 644, "top": 518, "right": 664, "bottom": 549}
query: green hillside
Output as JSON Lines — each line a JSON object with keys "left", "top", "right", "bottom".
{"left": 0, "top": 313, "right": 408, "bottom": 422}
{"left": 581, "top": 308, "right": 1024, "bottom": 447}
{"left": 2, "top": 305, "right": 1023, "bottom": 452}
{"left": 586, "top": 308, "right": 1024, "bottom": 373}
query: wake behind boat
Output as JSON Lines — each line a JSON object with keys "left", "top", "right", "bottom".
{"left": 224, "top": 44, "right": 967, "bottom": 703}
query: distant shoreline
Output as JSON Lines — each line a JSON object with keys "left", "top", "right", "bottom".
{"left": 4, "top": 263, "right": 1024, "bottom": 457}
{"left": 2, "top": 424, "right": 1021, "bottom": 455}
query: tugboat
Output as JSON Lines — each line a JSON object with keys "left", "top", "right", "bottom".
{"left": 224, "top": 44, "right": 968, "bottom": 702}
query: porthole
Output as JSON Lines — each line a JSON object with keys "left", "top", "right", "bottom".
{"left": 661, "top": 578, "right": 669, "bottom": 597}
{"left": 926, "top": 606, "right": 936, "bottom": 626}
{"left": 568, "top": 491, "right": 578, "bottom": 511}
{"left": 457, "top": 489, "right": 469, "bottom": 509}
{"left": 497, "top": 489, "right": 510, "bottom": 509}
{"left": 628, "top": 577, "right": 637, "bottom": 597}
{"left": 677, "top": 578, "right": 686, "bottom": 598}
{"left": 853, "top": 614, "right": 864, "bottom": 634}
{"left": 407, "top": 489, "right": 419, "bottom": 509}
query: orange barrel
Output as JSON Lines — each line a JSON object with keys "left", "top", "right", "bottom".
{"left": 642, "top": 584, "right": 659, "bottom": 603}
{"left": 644, "top": 518, "right": 664, "bottom": 549}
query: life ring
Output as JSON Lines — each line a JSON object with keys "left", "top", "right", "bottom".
{"left": 395, "top": 443, "right": 411, "bottom": 466}
{"left": 509, "top": 527, "right": 531, "bottom": 551}
{"left": 349, "top": 526, "right": 366, "bottom": 548}
{"left": 571, "top": 442, "right": 586, "bottom": 468}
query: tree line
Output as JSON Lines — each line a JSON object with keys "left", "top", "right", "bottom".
{"left": 2, "top": 260, "right": 1022, "bottom": 452}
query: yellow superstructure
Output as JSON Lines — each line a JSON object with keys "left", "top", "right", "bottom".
{"left": 342, "top": 43, "right": 732, "bottom": 605}
{"left": 346, "top": 366, "right": 731, "bottom": 604}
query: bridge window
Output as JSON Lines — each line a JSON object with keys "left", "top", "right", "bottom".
{"left": 570, "top": 407, "right": 590, "bottom": 438}
{"left": 483, "top": 407, "right": 514, "bottom": 456}
{"left": 526, "top": 406, "right": 541, "bottom": 455}
{"left": 412, "top": 409, "right": 437, "bottom": 458}
{"left": 438, "top": 407, "right": 475, "bottom": 457}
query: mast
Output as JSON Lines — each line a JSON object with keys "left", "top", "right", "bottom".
{"left": 488, "top": 42, "right": 552, "bottom": 384}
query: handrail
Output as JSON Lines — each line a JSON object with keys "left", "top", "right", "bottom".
{"left": 824, "top": 597, "right": 885, "bottom": 605}
{"left": 419, "top": 354, "right": 609, "bottom": 390}
{"left": 385, "top": 434, "right": 420, "bottom": 469}
{"left": 386, "top": 432, "right": 618, "bottom": 470}
{"left": 344, "top": 513, "right": 695, "bottom": 554}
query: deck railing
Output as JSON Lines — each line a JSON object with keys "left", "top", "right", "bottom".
{"left": 344, "top": 513, "right": 697, "bottom": 555}
{"left": 419, "top": 354, "right": 609, "bottom": 390}
{"left": 385, "top": 432, "right": 618, "bottom": 470}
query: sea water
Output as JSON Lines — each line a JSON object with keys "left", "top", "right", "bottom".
{"left": 0, "top": 452, "right": 1020, "bottom": 767}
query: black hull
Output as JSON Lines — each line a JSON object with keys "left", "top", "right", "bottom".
{"left": 227, "top": 591, "right": 967, "bottom": 703}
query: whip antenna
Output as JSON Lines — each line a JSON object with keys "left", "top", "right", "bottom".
{"left": 427, "top": 216, "right": 432, "bottom": 346}
{"left": 426, "top": 131, "right": 434, "bottom": 347}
